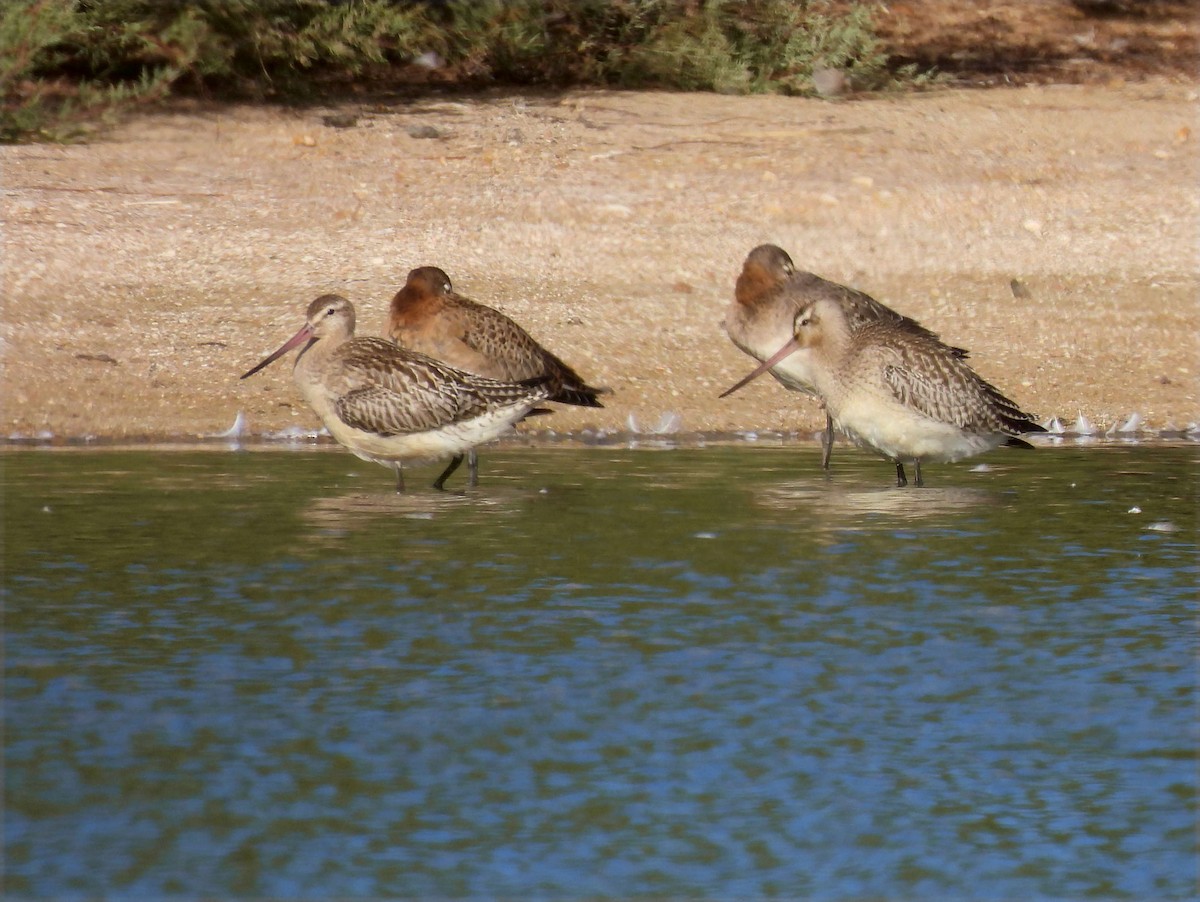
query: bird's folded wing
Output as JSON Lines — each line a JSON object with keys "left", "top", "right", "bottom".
{"left": 336, "top": 384, "right": 464, "bottom": 436}
{"left": 882, "top": 352, "right": 983, "bottom": 430}
{"left": 333, "top": 340, "right": 524, "bottom": 435}
{"left": 458, "top": 304, "right": 544, "bottom": 374}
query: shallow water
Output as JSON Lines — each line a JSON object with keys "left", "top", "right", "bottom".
{"left": 4, "top": 443, "right": 1197, "bottom": 899}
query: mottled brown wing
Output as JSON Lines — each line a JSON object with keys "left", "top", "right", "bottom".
{"left": 454, "top": 297, "right": 605, "bottom": 407}
{"left": 332, "top": 338, "right": 548, "bottom": 436}
{"left": 336, "top": 385, "right": 455, "bottom": 435}
{"left": 842, "top": 285, "right": 971, "bottom": 358}
{"left": 878, "top": 336, "right": 1002, "bottom": 432}
{"left": 451, "top": 297, "right": 547, "bottom": 381}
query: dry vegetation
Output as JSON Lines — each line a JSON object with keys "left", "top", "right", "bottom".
{"left": 875, "top": 0, "right": 1196, "bottom": 85}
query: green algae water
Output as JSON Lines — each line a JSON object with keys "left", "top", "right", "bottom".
{"left": 4, "top": 443, "right": 1197, "bottom": 898}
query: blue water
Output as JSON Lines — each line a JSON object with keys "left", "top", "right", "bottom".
{"left": 4, "top": 443, "right": 1197, "bottom": 898}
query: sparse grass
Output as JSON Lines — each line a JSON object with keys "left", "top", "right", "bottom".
{"left": 1, "top": 0, "right": 930, "bottom": 144}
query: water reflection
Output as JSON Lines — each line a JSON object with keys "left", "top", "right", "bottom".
{"left": 3, "top": 443, "right": 1197, "bottom": 899}
{"left": 757, "top": 478, "right": 997, "bottom": 530}
{"left": 302, "top": 487, "right": 528, "bottom": 535}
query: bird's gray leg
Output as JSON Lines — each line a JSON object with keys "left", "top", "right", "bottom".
{"left": 913, "top": 459, "right": 923, "bottom": 488}
{"left": 433, "top": 454, "right": 465, "bottom": 491}
{"left": 895, "top": 462, "right": 908, "bottom": 488}
{"left": 393, "top": 463, "right": 406, "bottom": 494}
{"left": 466, "top": 449, "right": 479, "bottom": 487}
{"left": 821, "top": 412, "right": 834, "bottom": 470}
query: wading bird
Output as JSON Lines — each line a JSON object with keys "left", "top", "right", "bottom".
{"left": 721, "top": 294, "right": 1045, "bottom": 487}
{"left": 242, "top": 294, "right": 552, "bottom": 491}
{"left": 724, "top": 244, "right": 967, "bottom": 469}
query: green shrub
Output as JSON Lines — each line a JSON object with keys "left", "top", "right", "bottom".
{"left": 613, "top": 1, "right": 893, "bottom": 94}
{"left": 1, "top": 0, "right": 924, "bottom": 144}
{"left": 1, "top": 0, "right": 177, "bottom": 141}
{"left": 1, "top": 0, "right": 429, "bottom": 140}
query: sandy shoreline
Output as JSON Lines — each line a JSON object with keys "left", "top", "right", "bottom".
{"left": 3, "top": 82, "right": 1198, "bottom": 441}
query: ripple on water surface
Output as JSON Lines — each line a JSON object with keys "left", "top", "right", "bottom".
{"left": 4, "top": 444, "right": 1197, "bottom": 897}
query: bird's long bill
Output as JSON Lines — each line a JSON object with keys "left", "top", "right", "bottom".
{"left": 718, "top": 335, "right": 803, "bottom": 399}
{"left": 240, "top": 324, "right": 314, "bottom": 379}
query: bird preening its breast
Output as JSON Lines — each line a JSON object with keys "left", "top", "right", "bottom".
{"left": 723, "top": 244, "right": 970, "bottom": 471}
{"left": 722, "top": 289, "right": 1045, "bottom": 487}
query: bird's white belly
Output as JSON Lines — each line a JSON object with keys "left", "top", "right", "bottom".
{"left": 327, "top": 406, "right": 528, "bottom": 465}
{"left": 835, "top": 392, "right": 1002, "bottom": 463}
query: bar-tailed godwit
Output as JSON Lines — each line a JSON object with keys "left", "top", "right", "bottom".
{"left": 389, "top": 267, "right": 605, "bottom": 405}
{"left": 724, "top": 244, "right": 967, "bottom": 469}
{"left": 242, "top": 295, "right": 552, "bottom": 491}
{"left": 388, "top": 266, "right": 606, "bottom": 482}
{"left": 721, "top": 294, "right": 1045, "bottom": 487}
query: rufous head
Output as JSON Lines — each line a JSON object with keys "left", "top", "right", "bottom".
{"left": 735, "top": 244, "right": 795, "bottom": 308}
{"left": 401, "top": 266, "right": 452, "bottom": 299}
{"left": 390, "top": 266, "right": 453, "bottom": 327}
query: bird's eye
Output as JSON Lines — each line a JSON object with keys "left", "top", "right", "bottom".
{"left": 327, "top": 307, "right": 336, "bottom": 316}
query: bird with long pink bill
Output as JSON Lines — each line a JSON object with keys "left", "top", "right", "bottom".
{"left": 720, "top": 293, "right": 1045, "bottom": 487}
{"left": 241, "top": 295, "right": 552, "bottom": 492}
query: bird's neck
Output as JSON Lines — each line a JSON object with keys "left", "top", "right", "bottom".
{"left": 294, "top": 330, "right": 349, "bottom": 377}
